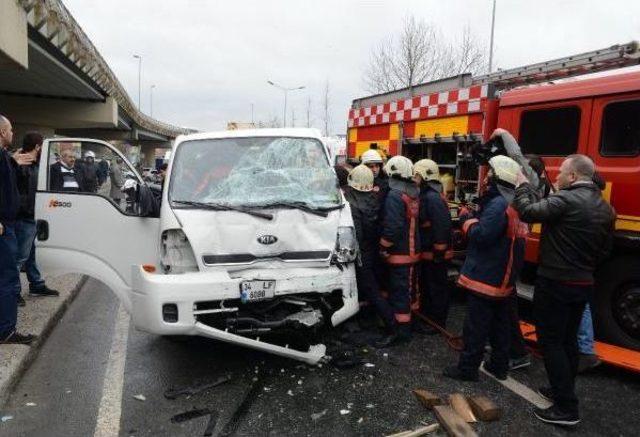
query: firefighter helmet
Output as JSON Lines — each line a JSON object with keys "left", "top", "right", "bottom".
{"left": 361, "top": 149, "right": 384, "bottom": 165}
{"left": 384, "top": 155, "right": 414, "bottom": 180}
{"left": 488, "top": 155, "right": 520, "bottom": 201}
{"left": 347, "top": 164, "right": 374, "bottom": 192}
{"left": 413, "top": 159, "right": 440, "bottom": 182}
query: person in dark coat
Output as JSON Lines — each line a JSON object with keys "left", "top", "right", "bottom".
{"left": 513, "top": 154, "right": 615, "bottom": 426}
{"left": 375, "top": 156, "right": 421, "bottom": 348}
{"left": 444, "top": 155, "right": 528, "bottom": 383}
{"left": 14, "top": 132, "right": 60, "bottom": 307}
{"left": 78, "top": 150, "right": 99, "bottom": 193}
{"left": 344, "top": 165, "right": 395, "bottom": 332}
{"left": 413, "top": 159, "right": 453, "bottom": 332}
{"left": 0, "top": 114, "right": 36, "bottom": 345}
{"left": 49, "top": 148, "right": 82, "bottom": 192}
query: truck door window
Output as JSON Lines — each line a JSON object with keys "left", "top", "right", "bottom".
{"left": 47, "top": 141, "right": 141, "bottom": 213}
{"left": 519, "top": 106, "right": 581, "bottom": 156}
{"left": 600, "top": 99, "right": 640, "bottom": 157}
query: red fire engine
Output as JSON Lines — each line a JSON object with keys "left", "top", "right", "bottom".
{"left": 346, "top": 41, "right": 640, "bottom": 371}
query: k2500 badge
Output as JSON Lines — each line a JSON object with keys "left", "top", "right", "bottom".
{"left": 257, "top": 235, "right": 278, "bottom": 245}
{"left": 48, "top": 199, "right": 72, "bottom": 208}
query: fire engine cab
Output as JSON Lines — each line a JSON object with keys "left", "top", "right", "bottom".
{"left": 346, "top": 41, "right": 640, "bottom": 371}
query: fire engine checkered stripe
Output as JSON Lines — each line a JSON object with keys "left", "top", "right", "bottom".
{"left": 348, "top": 84, "right": 488, "bottom": 128}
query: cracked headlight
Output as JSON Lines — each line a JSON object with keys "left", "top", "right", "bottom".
{"left": 161, "top": 229, "right": 198, "bottom": 274}
{"left": 335, "top": 226, "right": 358, "bottom": 263}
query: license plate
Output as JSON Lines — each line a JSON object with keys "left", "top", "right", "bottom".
{"left": 240, "top": 280, "right": 276, "bottom": 303}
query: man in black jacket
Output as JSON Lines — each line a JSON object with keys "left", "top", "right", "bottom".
{"left": 50, "top": 148, "right": 82, "bottom": 192}
{"left": 0, "top": 115, "right": 36, "bottom": 345}
{"left": 15, "top": 132, "right": 60, "bottom": 307}
{"left": 513, "top": 154, "right": 615, "bottom": 427}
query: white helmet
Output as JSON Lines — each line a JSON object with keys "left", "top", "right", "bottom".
{"left": 384, "top": 155, "right": 413, "bottom": 180}
{"left": 347, "top": 165, "right": 374, "bottom": 192}
{"left": 84, "top": 151, "right": 96, "bottom": 159}
{"left": 413, "top": 159, "right": 440, "bottom": 182}
{"left": 361, "top": 149, "right": 383, "bottom": 165}
{"left": 488, "top": 155, "right": 520, "bottom": 201}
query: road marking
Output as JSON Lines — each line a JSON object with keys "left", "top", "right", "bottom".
{"left": 93, "top": 302, "right": 130, "bottom": 437}
{"left": 480, "top": 365, "right": 553, "bottom": 409}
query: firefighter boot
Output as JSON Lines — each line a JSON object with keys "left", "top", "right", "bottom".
{"left": 374, "top": 323, "right": 412, "bottom": 348}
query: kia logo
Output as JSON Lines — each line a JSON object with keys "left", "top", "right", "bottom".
{"left": 257, "top": 235, "right": 278, "bottom": 245}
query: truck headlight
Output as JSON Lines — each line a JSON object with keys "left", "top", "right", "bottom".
{"left": 161, "top": 229, "right": 198, "bottom": 274}
{"left": 335, "top": 226, "right": 358, "bottom": 263}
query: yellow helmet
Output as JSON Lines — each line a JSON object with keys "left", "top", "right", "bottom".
{"left": 347, "top": 164, "right": 374, "bottom": 192}
{"left": 413, "top": 159, "right": 440, "bottom": 182}
{"left": 361, "top": 149, "right": 384, "bottom": 165}
{"left": 384, "top": 155, "right": 413, "bottom": 180}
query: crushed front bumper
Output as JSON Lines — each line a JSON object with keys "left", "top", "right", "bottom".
{"left": 130, "top": 265, "right": 358, "bottom": 364}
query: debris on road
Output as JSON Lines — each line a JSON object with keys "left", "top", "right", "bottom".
{"left": 170, "top": 408, "right": 212, "bottom": 424}
{"left": 433, "top": 405, "right": 477, "bottom": 437}
{"left": 364, "top": 362, "right": 375, "bottom": 368}
{"left": 203, "top": 411, "right": 218, "bottom": 437}
{"left": 287, "top": 390, "right": 294, "bottom": 396}
{"left": 164, "top": 375, "right": 231, "bottom": 400}
{"left": 339, "top": 409, "right": 350, "bottom": 415}
{"left": 133, "top": 394, "right": 146, "bottom": 402}
{"left": 467, "top": 396, "right": 501, "bottom": 422}
{"left": 310, "top": 409, "right": 327, "bottom": 421}
{"left": 385, "top": 423, "right": 439, "bottom": 437}
{"left": 219, "top": 377, "right": 263, "bottom": 437}
{"left": 413, "top": 389, "right": 442, "bottom": 409}
{"left": 25, "top": 402, "right": 37, "bottom": 407}
{"left": 1, "top": 415, "right": 14, "bottom": 423}
{"left": 449, "top": 394, "right": 477, "bottom": 423}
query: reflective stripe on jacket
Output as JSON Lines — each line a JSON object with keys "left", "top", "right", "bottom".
{"left": 380, "top": 187, "right": 421, "bottom": 265}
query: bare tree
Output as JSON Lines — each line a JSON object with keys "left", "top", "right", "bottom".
{"left": 363, "top": 16, "right": 486, "bottom": 94}
{"left": 257, "top": 115, "right": 281, "bottom": 128}
{"left": 291, "top": 108, "right": 296, "bottom": 128}
{"left": 321, "top": 80, "right": 331, "bottom": 136}
{"left": 305, "top": 96, "right": 312, "bottom": 128}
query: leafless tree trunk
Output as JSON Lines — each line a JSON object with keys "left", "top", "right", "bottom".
{"left": 321, "top": 80, "right": 331, "bottom": 136}
{"left": 362, "top": 16, "right": 486, "bottom": 94}
{"left": 291, "top": 108, "right": 296, "bottom": 128}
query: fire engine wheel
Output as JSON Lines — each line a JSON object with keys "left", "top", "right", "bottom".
{"left": 595, "top": 256, "right": 640, "bottom": 351}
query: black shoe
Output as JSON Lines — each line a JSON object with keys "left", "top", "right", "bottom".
{"left": 509, "top": 354, "right": 532, "bottom": 371}
{"left": 374, "top": 332, "right": 411, "bottom": 348}
{"left": 17, "top": 295, "right": 26, "bottom": 307}
{"left": 481, "top": 361, "right": 508, "bottom": 380}
{"left": 578, "top": 354, "right": 602, "bottom": 373}
{"left": 29, "top": 285, "right": 60, "bottom": 297}
{"left": 0, "top": 332, "right": 37, "bottom": 345}
{"left": 443, "top": 365, "right": 479, "bottom": 382}
{"left": 533, "top": 406, "right": 580, "bottom": 426}
{"left": 537, "top": 386, "right": 554, "bottom": 403}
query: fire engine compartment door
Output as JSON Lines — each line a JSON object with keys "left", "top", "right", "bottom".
{"left": 34, "top": 138, "right": 160, "bottom": 310}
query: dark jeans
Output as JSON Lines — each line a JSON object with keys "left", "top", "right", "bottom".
{"left": 420, "top": 261, "right": 450, "bottom": 327}
{"left": 0, "top": 224, "right": 20, "bottom": 338}
{"left": 534, "top": 276, "right": 590, "bottom": 416}
{"left": 459, "top": 292, "right": 510, "bottom": 376}
{"left": 15, "top": 219, "right": 45, "bottom": 292}
{"left": 509, "top": 293, "right": 528, "bottom": 359}
{"left": 356, "top": 262, "right": 395, "bottom": 327}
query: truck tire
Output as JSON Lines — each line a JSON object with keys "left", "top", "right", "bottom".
{"left": 594, "top": 256, "right": 640, "bottom": 351}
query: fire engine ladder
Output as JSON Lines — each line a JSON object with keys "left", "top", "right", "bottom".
{"left": 473, "top": 41, "right": 640, "bottom": 89}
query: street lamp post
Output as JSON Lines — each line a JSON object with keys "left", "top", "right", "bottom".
{"left": 150, "top": 84, "right": 156, "bottom": 117}
{"left": 488, "top": 0, "right": 497, "bottom": 73}
{"left": 267, "top": 80, "right": 305, "bottom": 128}
{"left": 133, "top": 54, "right": 142, "bottom": 110}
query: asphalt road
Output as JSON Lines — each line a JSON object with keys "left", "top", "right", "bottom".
{"left": 1, "top": 278, "right": 639, "bottom": 436}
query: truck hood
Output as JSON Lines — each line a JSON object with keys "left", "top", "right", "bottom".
{"left": 173, "top": 208, "right": 344, "bottom": 270}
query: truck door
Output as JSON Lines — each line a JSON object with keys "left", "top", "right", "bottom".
{"left": 35, "top": 138, "right": 160, "bottom": 310}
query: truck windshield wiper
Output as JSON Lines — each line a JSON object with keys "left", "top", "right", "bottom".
{"left": 171, "top": 200, "right": 274, "bottom": 220}
{"left": 257, "top": 201, "right": 343, "bottom": 217}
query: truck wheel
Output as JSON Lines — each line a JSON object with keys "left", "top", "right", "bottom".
{"left": 594, "top": 256, "right": 640, "bottom": 351}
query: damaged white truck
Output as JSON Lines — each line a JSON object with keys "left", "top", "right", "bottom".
{"left": 34, "top": 129, "right": 359, "bottom": 364}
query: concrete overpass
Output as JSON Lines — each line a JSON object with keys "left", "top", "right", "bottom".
{"left": 0, "top": 0, "right": 194, "bottom": 166}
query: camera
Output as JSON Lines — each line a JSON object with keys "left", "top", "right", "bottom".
{"left": 471, "top": 136, "right": 507, "bottom": 164}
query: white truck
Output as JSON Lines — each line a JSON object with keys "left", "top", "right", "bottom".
{"left": 35, "top": 128, "right": 359, "bottom": 364}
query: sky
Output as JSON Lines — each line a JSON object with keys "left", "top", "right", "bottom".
{"left": 62, "top": 0, "right": 640, "bottom": 134}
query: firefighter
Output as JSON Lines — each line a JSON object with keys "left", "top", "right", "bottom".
{"left": 343, "top": 165, "right": 395, "bottom": 331}
{"left": 413, "top": 159, "right": 452, "bottom": 333}
{"left": 375, "top": 156, "right": 421, "bottom": 348}
{"left": 443, "top": 155, "right": 528, "bottom": 381}
{"left": 360, "top": 149, "right": 389, "bottom": 206}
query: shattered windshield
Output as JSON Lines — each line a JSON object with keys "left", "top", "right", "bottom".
{"left": 169, "top": 136, "right": 341, "bottom": 209}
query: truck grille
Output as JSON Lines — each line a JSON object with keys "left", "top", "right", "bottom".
{"left": 202, "top": 250, "right": 331, "bottom": 266}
